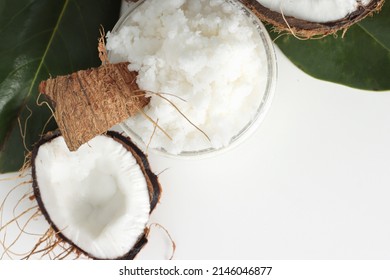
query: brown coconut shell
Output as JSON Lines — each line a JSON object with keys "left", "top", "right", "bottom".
{"left": 31, "top": 130, "right": 162, "bottom": 260}
{"left": 39, "top": 63, "right": 149, "bottom": 152}
{"left": 240, "top": 0, "right": 385, "bottom": 37}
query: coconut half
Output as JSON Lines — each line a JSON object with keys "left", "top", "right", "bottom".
{"left": 240, "top": 0, "right": 384, "bottom": 37}
{"left": 31, "top": 131, "right": 161, "bottom": 260}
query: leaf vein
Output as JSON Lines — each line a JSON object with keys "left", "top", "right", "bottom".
{"left": 0, "top": 0, "right": 35, "bottom": 34}
{"left": 26, "top": 0, "right": 69, "bottom": 100}
{"left": 0, "top": 29, "right": 53, "bottom": 57}
{"left": 0, "top": 58, "right": 41, "bottom": 88}
{"left": 357, "top": 23, "right": 390, "bottom": 53}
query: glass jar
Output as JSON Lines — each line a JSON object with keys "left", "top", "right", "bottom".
{"left": 108, "top": 0, "right": 277, "bottom": 158}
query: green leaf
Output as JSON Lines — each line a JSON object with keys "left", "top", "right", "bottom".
{"left": 0, "top": 0, "right": 121, "bottom": 173}
{"left": 268, "top": 1, "right": 390, "bottom": 91}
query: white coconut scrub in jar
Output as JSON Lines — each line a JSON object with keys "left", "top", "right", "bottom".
{"left": 107, "top": 0, "right": 276, "bottom": 157}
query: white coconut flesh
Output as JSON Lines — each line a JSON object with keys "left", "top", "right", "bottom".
{"left": 257, "top": 0, "right": 372, "bottom": 22}
{"left": 34, "top": 135, "right": 151, "bottom": 259}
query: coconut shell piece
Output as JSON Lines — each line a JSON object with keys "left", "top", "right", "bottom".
{"left": 39, "top": 63, "right": 149, "bottom": 151}
{"left": 31, "top": 130, "right": 162, "bottom": 260}
{"left": 240, "top": 0, "right": 384, "bottom": 37}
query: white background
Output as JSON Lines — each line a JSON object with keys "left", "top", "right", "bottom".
{"left": 1, "top": 3, "right": 390, "bottom": 260}
{"left": 140, "top": 47, "right": 390, "bottom": 260}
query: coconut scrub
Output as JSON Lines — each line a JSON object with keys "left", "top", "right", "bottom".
{"left": 107, "top": 0, "right": 274, "bottom": 155}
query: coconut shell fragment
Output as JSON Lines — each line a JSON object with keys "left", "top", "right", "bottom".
{"left": 39, "top": 63, "right": 149, "bottom": 151}
{"left": 240, "top": 0, "right": 384, "bottom": 37}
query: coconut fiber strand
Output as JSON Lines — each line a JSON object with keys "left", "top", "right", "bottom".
{"left": 39, "top": 62, "right": 149, "bottom": 151}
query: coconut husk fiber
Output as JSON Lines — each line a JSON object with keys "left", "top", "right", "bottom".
{"left": 39, "top": 63, "right": 149, "bottom": 151}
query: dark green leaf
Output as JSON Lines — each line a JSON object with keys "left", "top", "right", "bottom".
{"left": 0, "top": 0, "right": 121, "bottom": 173}
{"left": 358, "top": 2, "right": 390, "bottom": 51}
{"left": 268, "top": 1, "right": 390, "bottom": 91}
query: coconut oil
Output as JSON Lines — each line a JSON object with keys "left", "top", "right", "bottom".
{"left": 107, "top": 0, "right": 276, "bottom": 156}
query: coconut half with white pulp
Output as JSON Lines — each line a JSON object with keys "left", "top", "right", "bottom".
{"left": 240, "top": 0, "right": 384, "bottom": 37}
{"left": 31, "top": 131, "right": 161, "bottom": 260}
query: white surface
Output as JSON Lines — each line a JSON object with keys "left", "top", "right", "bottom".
{"left": 1, "top": 47, "right": 390, "bottom": 260}
{"left": 141, "top": 46, "right": 390, "bottom": 260}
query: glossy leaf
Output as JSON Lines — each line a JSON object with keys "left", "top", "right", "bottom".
{"left": 0, "top": 0, "right": 121, "bottom": 172}
{"left": 269, "top": 1, "right": 390, "bottom": 91}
